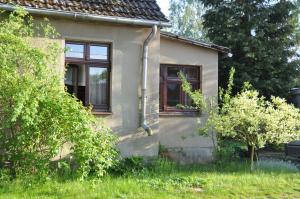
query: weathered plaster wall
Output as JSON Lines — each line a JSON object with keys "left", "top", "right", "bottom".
{"left": 39, "top": 17, "right": 161, "bottom": 158}
{"left": 159, "top": 36, "right": 219, "bottom": 164}
{"left": 31, "top": 17, "right": 220, "bottom": 162}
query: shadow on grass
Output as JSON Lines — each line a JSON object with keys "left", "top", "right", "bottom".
{"left": 142, "top": 158, "right": 300, "bottom": 178}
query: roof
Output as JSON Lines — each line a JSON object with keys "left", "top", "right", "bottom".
{"left": 0, "top": 0, "right": 169, "bottom": 26}
{"left": 161, "top": 31, "right": 230, "bottom": 53}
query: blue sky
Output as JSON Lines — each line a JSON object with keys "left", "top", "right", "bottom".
{"left": 157, "top": 0, "right": 170, "bottom": 16}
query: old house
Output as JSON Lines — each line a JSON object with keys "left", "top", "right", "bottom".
{"left": 0, "top": 0, "right": 229, "bottom": 163}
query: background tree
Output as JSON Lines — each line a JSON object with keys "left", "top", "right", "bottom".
{"left": 202, "top": 0, "right": 300, "bottom": 98}
{"left": 168, "top": 0, "right": 207, "bottom": 40}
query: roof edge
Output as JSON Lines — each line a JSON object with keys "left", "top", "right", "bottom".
{"left": 161, "top": 31, "right": 230, "bottom": 53}
{"left": 0, "top": 4, "right": 172, "bottom": 27}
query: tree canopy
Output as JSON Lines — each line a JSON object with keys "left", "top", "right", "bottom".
{"left": 168, "top": 0, "right": 207, "bottom": 40}
{"left": 202, "top": 0, "right": 300, "bottom": 98}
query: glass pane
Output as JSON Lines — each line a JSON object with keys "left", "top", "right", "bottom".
{"left": 90, "top": 45, "right": 108, "bottom": 60}
{"left": 167, "top": 83, "right": 180, "bottom": 107}
{"left": 167, "top": 67, "right": 180, "bottom": 78}
{"left": 64, "top": 66, "right": 73, "bottom": 86}
{"left": 89, "top": 67, "right": 108, "bottom": 106}
{"left": 64, "top": 64, "right": 86, "bottom": 104}
{"left": 77, "top": 64, "right": 86, "bottom": 86}
{"left": 186, "top": 68, "right": 199, "bottom": 79}
{"left": 65, "top": 43, "right": 84, "bottom": 58}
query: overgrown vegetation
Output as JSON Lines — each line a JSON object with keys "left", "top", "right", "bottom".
{"left": 0, "top": 159, "right": 299, "bottom": 199}
{"left": 0, "top": 9, "right": 117, "bottom": 179}
{"left": 179, "top": 68, "right": 300, "bottom": 170}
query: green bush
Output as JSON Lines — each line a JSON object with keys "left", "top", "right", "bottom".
{"left": 109, "top": 157, "right": 146, "bottom": 176}
{"left": 214, "top": 139, "right": 247, "bottom": 162}
{"left": 179, "top": 68, "right": 300, "bottom": 170}
{"left": 0, "top": 8, "right": 117, "bottom": 179}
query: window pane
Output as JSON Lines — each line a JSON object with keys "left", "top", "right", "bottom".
{"left": 64, "top": 64, "right": 86, "bottom": 104}
{"left": 65, "top": 43, "right": 84, "bottom": 58}
{"left": 186, "top": 68, "right": 199, "bottom": 79}
{"left": 90, "top": 45, "right": 108, "bottom": 60}
{"left": 64, "top": 66, "right": 73, "bottom": 86}
{"left": 89, "top": 67, "right": 108, "bottom": 106}
{"left": 167, "top": 83, "right": 180, "bottom": 107}
{"left": 167, "top": 67, "right": 180, "bottom": 78}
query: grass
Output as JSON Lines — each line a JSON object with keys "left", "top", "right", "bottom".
{"left": 0, "top": 160, "right": 299, "bottom": 199}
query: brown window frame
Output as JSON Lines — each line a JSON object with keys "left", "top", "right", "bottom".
{"left": 160, "top": 64, "right": 202, "bottom": 114}
{"left": 65, "top": 41, "right": 111, "bottom": 113}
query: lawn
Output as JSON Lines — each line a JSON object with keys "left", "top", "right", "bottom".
{"left": 0, "top": 160, "right": 299, "bottom": 199}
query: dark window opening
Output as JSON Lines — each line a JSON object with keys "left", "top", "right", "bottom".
{"left": 159, "top": 64, "right": 201, "bottom": 113}
{"left": 65, "top": 42, "right": 111, "bottom": 112}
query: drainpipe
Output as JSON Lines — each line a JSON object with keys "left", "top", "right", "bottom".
{"left": 141, "top": 25, "right": 157, "bottom": 136}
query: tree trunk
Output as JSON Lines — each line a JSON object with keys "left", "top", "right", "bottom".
{"left": 250, "top": 145, "right": 255, "bottom": 171}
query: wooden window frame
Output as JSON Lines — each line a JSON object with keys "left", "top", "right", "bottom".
{"left": 160, "top": 64, "right": 202, "bottom": 114}
{"left": 65, "top": 41, "right": 111, "bottom": 113}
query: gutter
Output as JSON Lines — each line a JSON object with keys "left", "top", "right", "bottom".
{"left": 160, "top": 32, "right": 230, "bottom": 53}
{"left": 141, "top": 25, "right": 157, "bottom": 136}
{"left": 0, "top": 4, "right": 172, "bottom": 27}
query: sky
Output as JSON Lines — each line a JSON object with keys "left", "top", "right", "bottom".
{"left": 157, "top": 0, "right": 170, "bottom": 16}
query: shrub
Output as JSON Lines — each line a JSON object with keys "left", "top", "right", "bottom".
{"left": 255, "top": 159, "right": 299, "bottom": 173}
{"left": 214, "top": 139, "right": 247, "bottom": 162}
{"left": 0, "top": 8, "right": 117, "bottom": 179}
{"left": 109, "top": 157, "right": 146, "bottom": 176}
{"left": 179, "top": 68, "right": 300, "bottom": 170}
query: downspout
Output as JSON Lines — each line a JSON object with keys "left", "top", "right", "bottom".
{"left": 141, "top": 25, "right": 158, "bottom": 136}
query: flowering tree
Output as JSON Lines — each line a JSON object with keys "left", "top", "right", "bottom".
{"left": 180, "top": 68, "right": 300, "bottom": 170}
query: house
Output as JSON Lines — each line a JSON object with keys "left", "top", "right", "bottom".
{"left": 0, "top": 0, "right": 229, "bottom": 164}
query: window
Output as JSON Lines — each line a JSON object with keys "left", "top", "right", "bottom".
{"left": 160, "top": 64, "right": 201, "bottom": 113}
{"left": 64, "top": 41, "right": 110, "bottom": 112}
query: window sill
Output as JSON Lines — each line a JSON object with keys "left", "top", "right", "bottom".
{"left": 92, "top": 111, "right": 113, "bottom": 116}
{"left": 159, "top": 111, "right": 200, "bottom": 117}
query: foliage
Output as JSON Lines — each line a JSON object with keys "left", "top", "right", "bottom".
{"left": 168, "top": 0, "right": 207, "bottom": 41}
{"left": 180, "top": 68, "right": 300, "bottom": 170}
{"left": 202, "top": 0, "right": 300, "bottom": 98}
{"left": 214, "top": 70, "right": 300, "bottom": 169}
{"left": 109, "top": 157, "right": 146, "bottom": 176}
{"left": 0, "top": 8, "right": 117, "bottom": 179}
{"left": 255, "top": 159, "right": 299, "bottom": 173}
{"left": 214, "top": 139, "right": 247, "bottom": 162}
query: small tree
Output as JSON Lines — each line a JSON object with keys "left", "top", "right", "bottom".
{"left": 0, "top": 9, "right": 117, "bottom": 179}
{"left": 179, "top": 68, "right": 300, "bottom": 170}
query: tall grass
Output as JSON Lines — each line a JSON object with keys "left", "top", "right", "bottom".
{"left": 0, "top": 159, "right": 299, "bottom": 199}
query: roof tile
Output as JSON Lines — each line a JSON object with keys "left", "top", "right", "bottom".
{"left": 0, "top": 0, "right": 168, "bottom": 22}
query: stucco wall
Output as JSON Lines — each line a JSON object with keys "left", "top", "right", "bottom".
{"left": 159, "top": 36, "right": 219, "bottom": 164}
{"left": 41, "top": 17, "right": 160, "bottom": 158}
{"left": 30, "top": 17, "right": 219, "bottom": 162}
